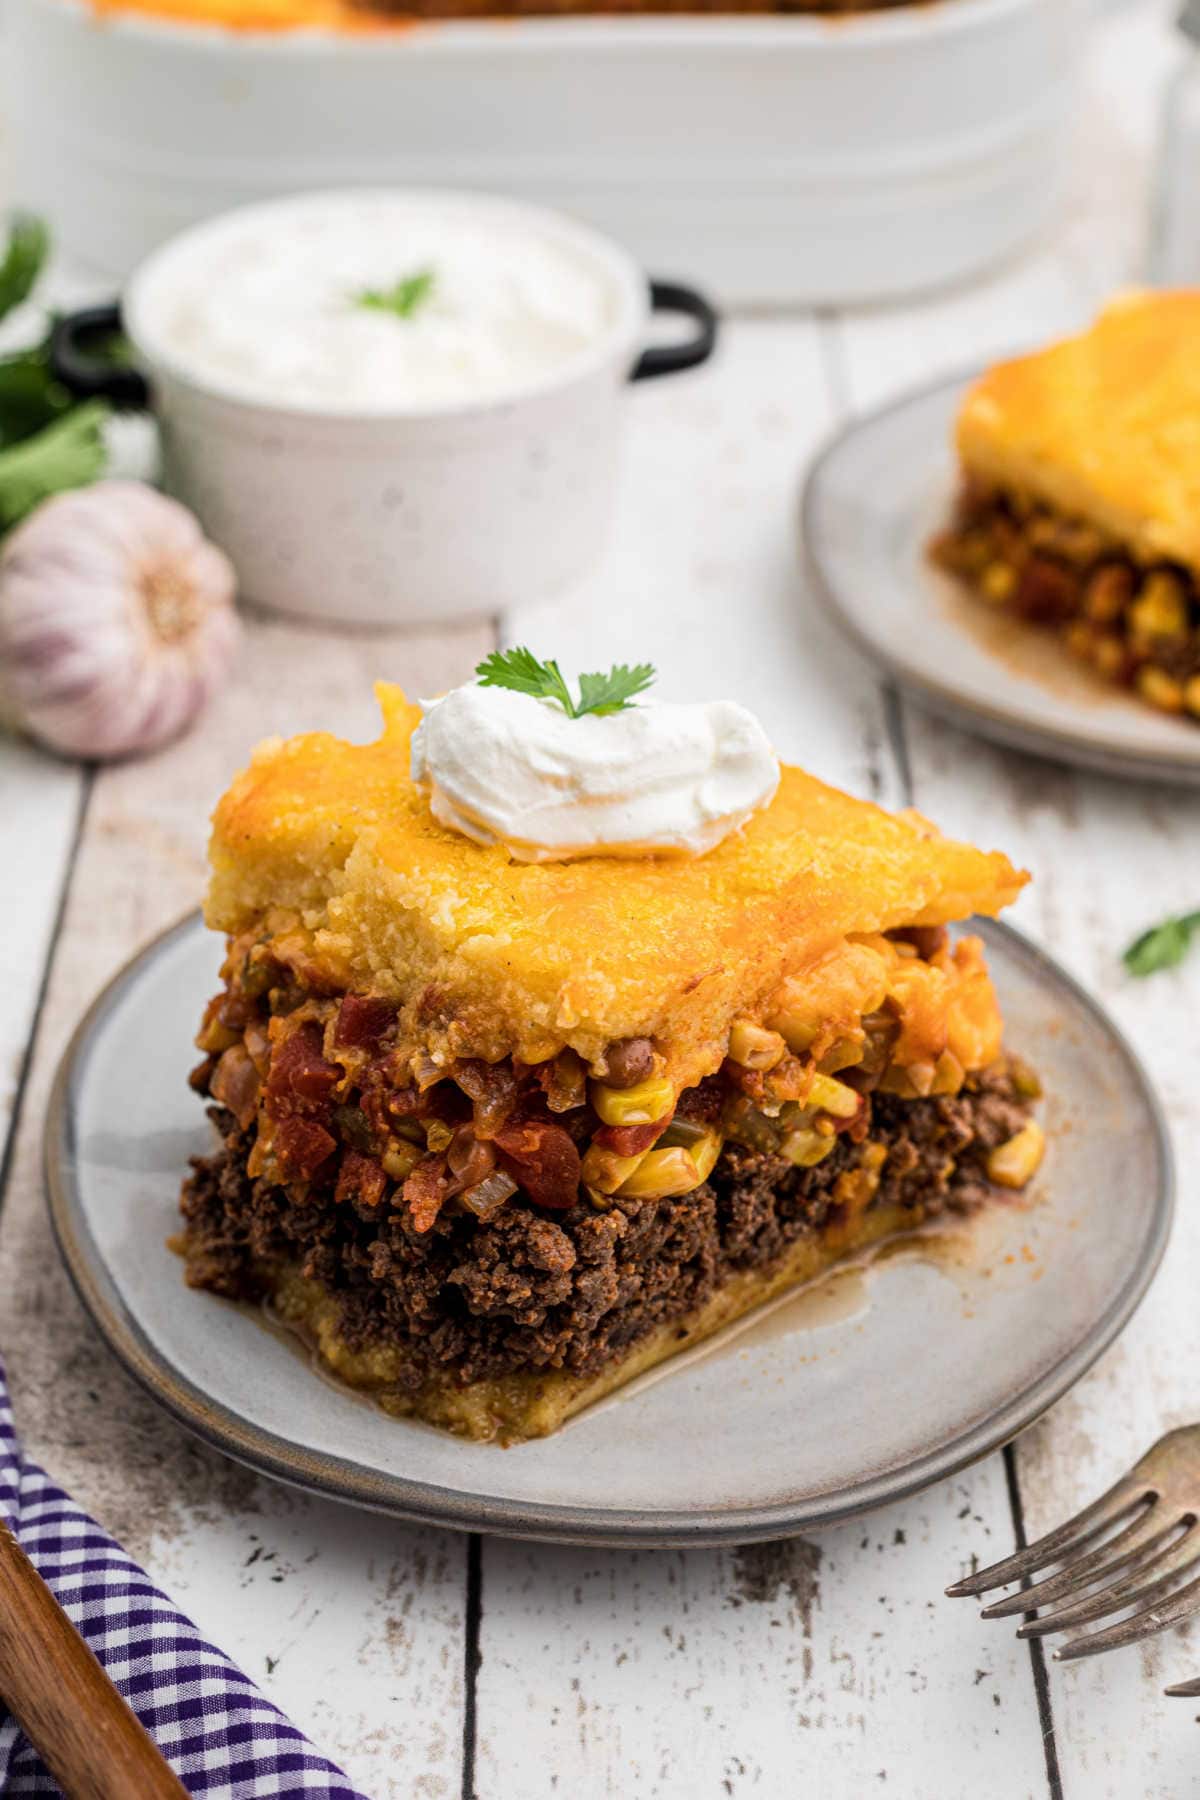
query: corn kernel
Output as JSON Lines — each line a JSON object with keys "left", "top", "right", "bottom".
{"left": 381, "top": 1142, "right": 422, "bottom": 1181}
{"left": 986, "top": 1121, "right": 1046, "bottom": 1190}
{"left": 618, "top": 1137, "right": 720, "bottom": 1200}
{"left": 818, "top": 1035, "right": 866, "bottom": 1074}
{"left": 806, "top": 1073, "right": 860, "bottom": 1119}
{"left": 1063, "top": 621, "right": 1094, "bottom": 663}
{"left": 780, "top": 1127, "right": 836, "bottom": 1169}
{"left": 1006, "top": 1055, "right": 1043, "bottom": 1101}
{"left": 727, "top": 1020, "right": 787, "bottom": 1071}
{"left": 1130, "top": 572, "right": 1189, "bottom": 644}
{"left": 833, "top": 1168, "right": 877, "bottom": 1216}
{"left": 591, "top": 1074, "right": 675, "bottom": 1127}
{"left": 772, "top": 1011, "right": 818, "bottom": 1054}
{"left": 689, "top": 1130, "right": 722, "bottom": 1185}
{"left": 1091, "top": 634, "right": 1126, "bottom": 681}
{"left": 931, "top": 1051, "right": 966, "bottom": 1097}
{"left": 581, "top": 1142, "right": 647, "bottom": 1196}
{"left": 980, "top": 561, "right": 1016, "bottom": 604}
{"left": 1136, "top": 666, "right": 1185, "bottom": 714}
{"left": 1084, "top": 565, "right": 1131, "bottom": 624}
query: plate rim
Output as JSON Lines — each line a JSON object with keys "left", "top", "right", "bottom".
{"left": 801, "top": 367, "right": 1200, "bottom": 788}
{"left": 45, "top": 910, "right": 1175, "bottom": 1547}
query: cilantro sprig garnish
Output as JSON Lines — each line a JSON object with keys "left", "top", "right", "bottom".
{"left": 0, "top": 214, "right": 48, "bottom": 322}
{"left": 475, "top": 648, "right": 656, "bottom": 719}
{"left": 354, "top": 268, "right": 436, "bottom": 321}
{"left": 1124, "top": 909, "right": 1200, "bottom": 978}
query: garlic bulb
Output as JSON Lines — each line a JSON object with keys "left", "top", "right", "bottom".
{"left": 0, "top": 479, "right": 239, "bottom": 761}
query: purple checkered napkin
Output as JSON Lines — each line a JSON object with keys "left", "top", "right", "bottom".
{"left": 0, "top": 1358, "right": 368, "bottom": 1798}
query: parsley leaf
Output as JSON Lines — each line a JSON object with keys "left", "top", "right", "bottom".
{"left": 1123, "top": 908, "right": 1200, "bottom": 978}
{"left": 0, "top": 215, "right": 49, "bottom": 324}
{"left": 355, "top": 268, "right": 436, "bottom": 321}
{"left": 475, "top": 648, "right": 658, "bottom": 719}
{"left": 0, "top": 399, "right": 108, "bottom": 532}
{"left": 577, "top": 663, "right": 656, "bottom": 716}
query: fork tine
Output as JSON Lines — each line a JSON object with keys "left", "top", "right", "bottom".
{"left": 946, "top": 1473, "right": 1150, "bottom": 1599}
{"left": 1164, "top": 1677, "right": 1200, "bottom": 1698}
{"left": 1017, "top": 1525, "right": 1200, "bottom": 1638}
{"left": 1054, "top": 1570, "right": 1200, "bottom": 1662}
{"left": 977, "top": 1505, "right": 1166, "bottom": 1620}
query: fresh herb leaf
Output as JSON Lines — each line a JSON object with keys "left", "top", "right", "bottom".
{"left": 0, "top": 398, "right": 108, "bottom": 532}
{"left": 0, "top": 215, "right": 49, "bottom": 325}
{"left": 476, "top": 647, "right": 576, "bottom": 715}
{"left": 0, "top": 339, "right": 74, "bottom": 448}
{"left": 355, "top": 268, "right": 436, "bottom": 321}
{"left": 475, "top": 648, "right": 657, "bottom": 719}
{"left": 577, "top": 662, "right": 656, "bottom": 717}
{"left": 1123, "top": 908, "right": 1200, "bottom": 977}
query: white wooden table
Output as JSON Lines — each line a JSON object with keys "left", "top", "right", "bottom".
{"left": 3, "top": 7, "right": 1199, "bottom": 1795}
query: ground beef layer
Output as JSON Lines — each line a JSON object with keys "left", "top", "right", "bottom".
{"left": 180, "top": 1070, "right": 1031, "bottom": 1432}
{"left": 931, "top": 480, "right": 1200, "bottom": 718}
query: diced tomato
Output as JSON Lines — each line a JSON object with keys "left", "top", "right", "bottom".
{"left": 334, "top": 994, "right": 397, "bottom": 1051}
{"left": 493, "top": 1118, "right": 581, "bottom": 1210}
{"left": 592, "top": 1114, "right": 671, "bottom": 1157}
{"left": 720, "top": 1058, "right": 768, "bottom": 1103}
{"left": 334, "top": 1149, "right": 388, "bottom": 1210}
{"left": 385, "top": 1083, "right": 428, "bottom": 1120}
{"left": 265, "top": 1023, "right": 339, "bottom": 1116}
{"left": 403, "top": 1155, "right": 451, "bottom": 1234}
{"left": 274, "top": 1116, "right": 336, "bottom": 1179}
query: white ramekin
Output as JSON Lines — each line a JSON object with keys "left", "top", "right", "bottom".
{"left": 53, "top": 191, "right": 716, "bottom": 628}
{"left": 7, "top": 0, "right": 1090, "bottom": 306}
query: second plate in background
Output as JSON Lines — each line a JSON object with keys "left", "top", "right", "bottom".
{"left": 802, "top": 371, "right": 1200, "bottom": 787}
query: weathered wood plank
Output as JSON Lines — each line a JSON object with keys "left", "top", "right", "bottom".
{"left": 0, "top": 614, "right": 489, "bottom": 1797}
{"left": 477, "top": 314, "right": 1051, "bottom": 1800}
{"left": 0, "top": 741, "right": 82, "bottom": 1165}
{"left": 901, "top": 725, "right": 1200, "bottom": 1800}
{"left": 475, "top": 1470, "right": 1050, "bottom": 1800}
{"left": 832, "top": 19, "right": 1200, "bottom": 1786}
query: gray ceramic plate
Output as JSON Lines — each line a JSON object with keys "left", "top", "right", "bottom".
{"left": 803, "top": 371, "right": 1200, "bottom": 786}
{"left": 46, "top": 912, "right": 1172, "bottom": 1547}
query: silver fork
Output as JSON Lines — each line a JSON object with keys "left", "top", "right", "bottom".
{"left": 947, "top": 1426, "right": 1200, "bottom": 1679}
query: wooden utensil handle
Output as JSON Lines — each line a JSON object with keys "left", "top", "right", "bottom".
{"left": 0, "top": 1521, "right": 188, "bottom": 1799}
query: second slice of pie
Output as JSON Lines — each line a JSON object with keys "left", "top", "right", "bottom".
{"left": 931, "top": 290, "right": 1200, "bottom": 720}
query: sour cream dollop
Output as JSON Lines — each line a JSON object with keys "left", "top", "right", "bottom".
{"left": 410, "top": 684, "right": 780, "bottom": 862}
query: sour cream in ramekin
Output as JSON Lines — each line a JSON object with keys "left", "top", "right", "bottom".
{"left": 130, "top": 191, "right": 622, "bottom": 414}
{"left": 113, "top": 190, "right": 714, "bottom": 627}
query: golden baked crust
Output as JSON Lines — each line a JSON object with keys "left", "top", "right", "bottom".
{"left": 205, "top": 684, "right": 1025, "bottom": 1089}
{"left": 956, "top": 291, "right": 1200, "bottom": 575}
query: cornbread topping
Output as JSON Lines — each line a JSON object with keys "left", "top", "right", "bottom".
{"left": 410, "top": 683, "right": 781, "bottom": 862}
{"left": 132, "top": 193, "right": 619, "bottom": 413}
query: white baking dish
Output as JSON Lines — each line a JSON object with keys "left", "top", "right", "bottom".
{"left": 5, "top": 0, "right": 1088, "bottom": 305}
{"left": 49, "top": 190, "right": 716, "bottom": 627}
